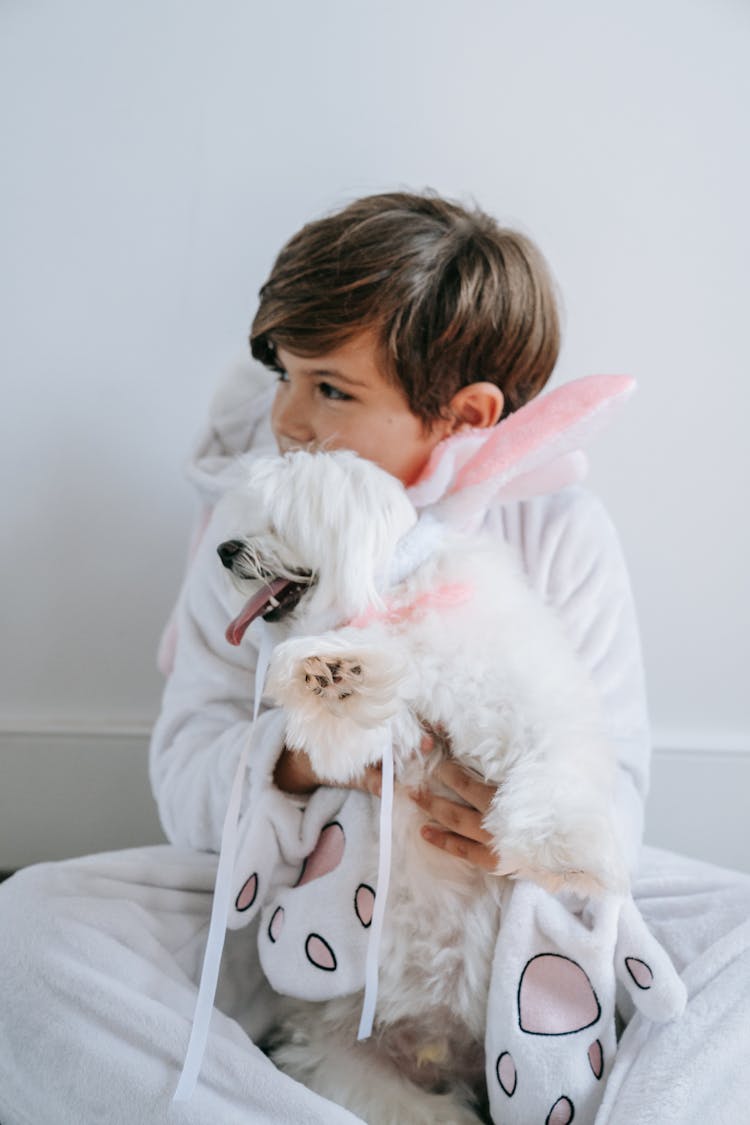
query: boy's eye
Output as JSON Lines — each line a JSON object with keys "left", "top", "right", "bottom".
{"left": 275, "top": 368, "right": 289, "bottom": 383}
{"left": 318, "top": 381, "right": 353, "bottom": 402}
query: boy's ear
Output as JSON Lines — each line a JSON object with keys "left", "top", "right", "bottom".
{"left": 448, "top": 382, "right": 504, "bottom": 430}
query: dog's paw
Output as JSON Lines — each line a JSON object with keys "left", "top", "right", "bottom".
{"left": 494, "top": 852, "right": 612, "bottom": 898}
{"left": 302, "top": 656, "right": 364, "bottom": 704}
{"left": 485, "top": 798, "right": 628, "bottom": 897}
{"left": 494, "top": 834, "right": 628, "bottom": 898}
{"left": 268, "top": 636, "right": 407, "bottom": 730}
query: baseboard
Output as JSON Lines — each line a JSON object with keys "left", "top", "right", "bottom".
{"left": 1, "top": 725, "right": 748, "bottom": 874}
{"left": 643, "top": 745, "right": 750, "bottom": 874}
{"left": 0, "top": 725, "right": 166, "bottom": 870}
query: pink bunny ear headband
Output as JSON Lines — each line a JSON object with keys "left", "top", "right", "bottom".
{"left": 407, "top": 373, "right": 636, "bottom": 527}
{"left": 382, "top": 373, "right": 635, "bottom": 589}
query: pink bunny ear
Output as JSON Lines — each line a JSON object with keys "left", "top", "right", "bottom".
{"left": 408, "top": 375, "right": 635, "bottom": 522}
{"left": 451, "top": 374, "right": 635, "bottom": 493}
{"left": 406, "top": 430, "right": 488, "bottom": 508}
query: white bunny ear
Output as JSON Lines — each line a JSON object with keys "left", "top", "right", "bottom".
{"left": 491, "top": 450, "right": 590, "bottom": 505}
{"left": 408, "top": 375, "right": 636, "bottom": 529}
{"left": 406, "top": 430, "right": 489, "bottom": 508}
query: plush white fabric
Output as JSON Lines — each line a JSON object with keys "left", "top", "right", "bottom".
{"left": 0, "top": 846, "right": 358, "bottom": 1125}
{"left": 1, "top": 360, "right": 747, "bottom": 1123}
{"left": 202, "top": 436, "right": 683, "bottom": 1123}
{"left": 1, "top": 845, "right": 748, "bottom": 1124}
{"left": 146, "top": 360, "right": 658, "bottom": 1118}
{"left": 150, "top": 360, "right": 651, "bottom": 874}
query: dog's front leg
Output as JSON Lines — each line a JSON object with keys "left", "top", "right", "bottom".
{"left": 266, "top": 628, "right": 416, "bottom": 784}
{"left": 481, "top": 753, "right": 629, "bottom": 897}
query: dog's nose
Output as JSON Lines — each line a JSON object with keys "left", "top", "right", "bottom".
{"left": 217, "top": 540, "right": 244, "bottom": 568}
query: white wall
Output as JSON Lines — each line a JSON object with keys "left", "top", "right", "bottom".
{"left": 1, "top": 0, "right": 748, "bottom": 870}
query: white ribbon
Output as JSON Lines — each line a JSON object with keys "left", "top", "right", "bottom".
{"left": 357, "top": 738, "right": 394, "bottom": 1041}
{"left": 173, "top": 621, "right": 275, "bottom": 1101}
{"left": 173, "top": 613, "right": 394, "bottom": 1084}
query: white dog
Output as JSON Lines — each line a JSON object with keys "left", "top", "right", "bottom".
{"left": 221, "top": 449, "right": 626, "bottom": 893}
{"left": 215, "top": 446, "right": 642, "bottom": 1124}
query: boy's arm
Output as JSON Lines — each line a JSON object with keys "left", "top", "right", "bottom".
{"left": 494, "top": 486, "right": 651, "bottom": 873}
{"left": 420, "top": 488, "right": 650, "bottom": 876}
{"left": 149, "top": 503, "right": 289, "bottom": 853}
{"left": 274, "top": 745, "right": 384, "bottom": 796}
{"left": 150, "top": 500, "right": 380, "bottom": 850}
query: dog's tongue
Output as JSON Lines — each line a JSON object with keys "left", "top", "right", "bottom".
{"left": 226, "top": 577, "right": 292, "bottom": 646}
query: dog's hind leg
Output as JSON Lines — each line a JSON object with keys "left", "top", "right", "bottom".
{"left": 271, "top": 1021, "right": 485, "bottom": 1125}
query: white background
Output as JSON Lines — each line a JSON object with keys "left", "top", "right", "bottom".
{"left": 1, "top": 0, "right": 748, "bottom": 869}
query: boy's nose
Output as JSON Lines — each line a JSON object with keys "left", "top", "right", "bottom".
{"left": 272, "top": 387, "right": 314, "bottom": 445}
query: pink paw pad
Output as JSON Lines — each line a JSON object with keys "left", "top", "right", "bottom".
{"left": 268, "top": 905, "right": 284, "bottom": 943}
{"left": 588, "top": 1037, "right": 604, "bottom": 1079}
{"left": 355, "top": 883, "right": 375, "bottom": 927}
{"left": 305, "top": 933, "right": 337, "bottom": 971}
{"left": 495, "top": 1051, "right": 517, "bottom": 1096}
{"left": 518, "top": 954, "right": 601, "bottom": 1036}
{"left": 296, "top": 822, "right": 345, "bottom": 887}
{"left": 546, "top": 1095, "right": 574, "bottom": 1125}
{"left": 625, "top": 957, "right": 653, "bottom": 989}
{"left": 235, "top": 872, "right": 258, "bottom": 912}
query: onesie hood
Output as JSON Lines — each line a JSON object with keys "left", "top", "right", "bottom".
{"left": 185, "top": 359, "right": 278, "bottom": 503}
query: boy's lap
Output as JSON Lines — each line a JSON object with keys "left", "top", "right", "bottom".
{"left": 3, "top": 840, "right": 747, "bottom": 999}
{"left": 0, "top": 842, "right": 282, "bottom": 1039}
{"left": 633, "top": 844, "right": 750, "bottom": 973}
{"left": 0, "top": 843, "right": 216, "bottom": 922}
{"left": 6, "top": 838, "right": 748, "bottom": 939}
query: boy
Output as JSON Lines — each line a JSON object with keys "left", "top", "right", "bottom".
{"left": 1, "top": 192, "right": 749, "bottom": 1124}
{"left": 154, "top": 190, "right": 648, "bottom": 873}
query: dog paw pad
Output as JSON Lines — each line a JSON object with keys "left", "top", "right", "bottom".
{"left": 296, "top": 822, "right": 345, "bottom": 887}
{"left": 546, "top": 1096, "right": 574, "bottom": 1125}
{"left": 305, "top": 932, "right": 337, "bottom": 971}
{"left": 518, "top": 954, "right": 601, "bottom": 1035}
{"left": 235, "top": 872, "right": 258, "bottom": 912}
{"left": 302, "top": 656, "right": 363, "bottom": 700}
{"left": 268, "top": 905, "right": 284, "bottom": 943}
{"left": 355, "top": 883, "right": 375, "bottom": 927}
{"left": 624, "top": 957, "right": 653, "bottom": 989}
{"left": 588, "top": 1038, "right": 604, "bottom": 1079}
{"left": 495, "top": 1051, "right": 517, "bottom": 1096}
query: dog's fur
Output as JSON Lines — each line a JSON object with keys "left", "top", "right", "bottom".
{"left": 219, "top": 449, "right": 627, "bottom": 1124}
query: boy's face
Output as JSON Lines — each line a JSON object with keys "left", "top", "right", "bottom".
{"left": 271, "top": 330, "right": 455, "bottom": 486}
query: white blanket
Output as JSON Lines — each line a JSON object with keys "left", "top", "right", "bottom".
{"left": 1, "top": 843, "right": 748, "bottom": 1124}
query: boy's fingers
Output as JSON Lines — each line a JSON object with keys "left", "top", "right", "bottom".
{"left": 409, "top": 789, "right": 492, "bottom": 845}
{"left": 433, "top": 759, "right": 495, "bottom": 815}
{"left": 362, "top": 765, "right": 382, "bottom": 797}
{"left": 274, "top": 747, "right": 321, "bottom": 795}
{"left": 420, "top": 825, "right": 499, "bottom": 872}
{"left": 345, "top": 763, "right": 382, "bottom": 797}
{"left": 419, "top": 731, "right": 435, "bottom": 755}
{"left": 276, "top": 749, "right": 383, "bottom": 797}
{"left": 418, "top": 720, "right": 450, "bottom": 756}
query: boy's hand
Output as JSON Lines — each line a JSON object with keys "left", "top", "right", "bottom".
{"left": 408, "top": 759, "right": 499, "bottom": 872}
{"left": 275, "top": 732, "right": 502, "bottom": 875}
{"left": 273, "top": 746, "right": 383, "bottom": 797}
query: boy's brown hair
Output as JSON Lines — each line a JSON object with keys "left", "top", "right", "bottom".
{"left": 250, "top": 191, "right": 560, "bottom": 424}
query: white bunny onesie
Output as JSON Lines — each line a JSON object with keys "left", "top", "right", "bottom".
{"left": 0, "top": 361, "right": 749, "bottom": 1125}
{"left": 187, "top": 375, "right": 686, "bottom": 1125}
